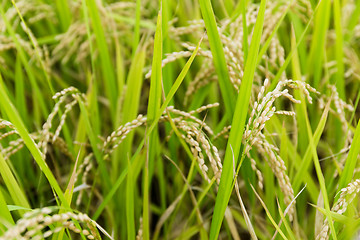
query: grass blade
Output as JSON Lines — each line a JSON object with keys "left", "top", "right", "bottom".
{"left": 0, "top": 74, "right": 67, "bottom": 207}
{"left": 344, "top": 0, "right": 360, "bottom": 41}
{"left": 332, "top": 0, "right": 345, "bottom": 99}
{"left": 233, "top": 154, "right": 257, "bottom": 239}
{"left": 0, "top": 152, "right": 30, "bottom": 214}
{"left": 0, "top": 189, "right": 14, "bottom": 232}
{"left": 126, "top": 157, "right": 135, "bottom": 240}
{"left": 84, "top": 0, "right": 118, "bottom": 121}
{"left": 209, "top": 1, "right": 267, "bottom": 239}
{"left": 116, "top": 46, "right": 146, "bottom": 175}
{"left": 338, "top": 118, "right": 360, "bottom": 191}
{"left": 291, "top": 24, "right": 308, "bottom": 155}
{"left": 92, "top": 36, "right": 202, "bottom": 222}
{"left": 241, "top": 0, "right": 248, "bottom": 62}
{"left": 307, "top": 0, "right": 331, "bottom": 89}
{"left": 257, "top": 3, "right": 291, "bottom": 66}
{"left": 269, "top": 0, "right": 322, "bottom": 89}
{"left": 77, "top": 98, "right": 111, "bottom": 191}
{"left": 132, "top": 0, "right": 142, "bottom": 56}
{"left": 55, "top": 0, "right": 71, "bottom": 31}
{"left": 292, "top": 103, "right": 330, "bottom": 193}
{"left": 276, "top": 200, "right": 296, "bottom": 240}
{"left": 0, "top": 5, "right": 48, "bottom": 119}
{"left": 199, "top": 0, "right": 236, "bottom": 121}
{"left": 54, "top": 151, "right": 80, "bottom": 240}
{"left": 11, "top": 0, "right": 55, "bottom": 96}
{"left": 303, "top": 100, "right": 337, "bottom": 240}
{"left": 144, "top": 6, "right": 163, "bottom": 239}
{"left": 14, "top": 55, "right": 29, "bottom": 128}
{"left": 251, "top": 185, "right": 288, "bottom": 240}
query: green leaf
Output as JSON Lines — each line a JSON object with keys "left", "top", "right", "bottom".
{"left": 304, "top": 101, "right": 337, "bottom": 240}
{"left": 55, "top": 0, "right": 71, "bottom": 31}
{"left": 132, "top": 0, "right": 142, "bottom": 56}
{"left": 7, "top": 205, "right": 32, "bottom": 212}
{"left": 143, "top": 5, "right": 163, "bottom": 240}
{"left": 338, "top": 117, "right": 360, "bottom": 191}
{"left": 126, "top": 157, "right": 135, "bottom": 240}
{"left": 332, "top": 0, "right": 345, "bottom": 99}
{"left": 92, "top": 36, "right": 202, "bottom": 222}
{"left": 0, "top": 152, "right": 30, "bottom": 215}
{"left": 199, "top": 0, "right": 236, "bottom": 121}
{"left": 307, "top": 0, "right": 331, "bottom": 89}
{"left": 0, "top": 74, "right": 67, "bottom": 208}
{"left": 292, "top": 103, "right": 330, "bottom": 194}
{"left": 0, "top": 193, "right": 14, "bottom": 228}
{"left": 84, "top": 0, "right": 118, "bottom": 120}
{"left": 77, "top": 98, "right": 112, "bottom": 191}
{"left": 209, "top": 0, "right": 267, "bottom": 239}
{"left": 252, "top": 185, "right": 288, "bottom": 240}
{"left": 115, "top": 46, "right": 146, "bottom": 175}
{"left": 0, "top": 6, "right": 48, "bottom": 119}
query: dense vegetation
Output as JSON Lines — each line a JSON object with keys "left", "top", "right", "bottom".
{"left": 0, "top": 0, "right": 360, "bottom": 239}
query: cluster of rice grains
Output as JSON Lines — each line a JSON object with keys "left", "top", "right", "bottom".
{"left": 0, "top": 0, "right": 152, "bottom": 70}
{"left": 0, "top": 120, "right": 19, "bottom": 158}
{"left": 167, "top": 103, "right": 223, "bottom": 184}
{"left": 51, "top": 1, "right": 152, "bottom": 66}
{"left": 0, "top": 207, "right": 106, "bottom": 240}
{"left": 316, "top": 179, "right": 360, "bottom": 240}
{"left": 148, "top": 0, "right": 320, "bottom": 223}
{"left": 0, "top": 87, "right": 80, "bottom": 161}
{"left": 1, "top": 0, "right": 360, "bottom": 238}
{"left": 102, "top": 103, "right": 222, "bottom": 184}
{"left": 214, "top": 78, "right": 318, "bottom": 221}
{"left": 0, "top": 84, "right": 224, "bottom": 236}
{"left": 148, "top": 1, "right": 301, "bottom": 103}
{"left": 0, "top": 1, "right": 55, "bottom": 67}
{"left": 0, "top": 119, "right": 72, "bottom": 162}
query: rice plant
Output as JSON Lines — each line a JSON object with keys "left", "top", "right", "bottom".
{"left": 0, "top": 0, "right": 360, "bottom": 239}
